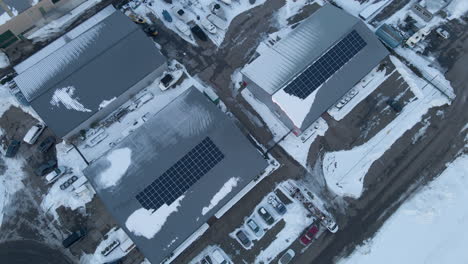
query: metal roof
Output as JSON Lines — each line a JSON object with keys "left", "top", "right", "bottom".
{"left": 1, "top": 0, "right": 32, "bottom": 15}
{"left": 242, "top": 4, "right": 359, "bottom": 94}
{"left": 242, "top": 4, "right": 389, "bottom": 130}
{"left": 14, "top": 9, "right": 166, "bottom": 138}
{"left": 83, "top": 87, "right": 268, "bottom": 264}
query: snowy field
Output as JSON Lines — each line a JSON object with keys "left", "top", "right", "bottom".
{"left": 339, "top": 153, "right": 468, "bottom": 264}
{"left": 322, "top": 56, "right": 451, "bottom": 198}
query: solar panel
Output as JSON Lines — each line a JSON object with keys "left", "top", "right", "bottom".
{"left": 283, "top": 30, "right": 367, "bottom": 99}
{"left": 135, "top": 137, "right": 224, "bottom": 210}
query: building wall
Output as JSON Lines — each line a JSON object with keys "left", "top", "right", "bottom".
{"left": 64, "top": 63, "right": 168, "bottom": 140}
{"left": 0, "top": 0, "right": 86, "bottom": 48}
{"left": 243, "top": 74, "right": 296, "bottom": 132}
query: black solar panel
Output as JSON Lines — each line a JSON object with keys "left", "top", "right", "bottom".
{"left": 135, "top": 137, "right": 224, "bottom": 210}
{"left": 283, "top": 30, "right": 367, "bottom": 99}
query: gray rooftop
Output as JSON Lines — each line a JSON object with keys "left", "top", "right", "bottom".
{"left": 83, "top": 87, "right": 268, "bottom": 264}
{"left": 1, "top": 0, "right": 32, "bottom": 15}
{"left": 242, "top": 4, "right": 389, "bottom": 130}
{"left": 13, "top": 9, "right": 166, "bottom": 137}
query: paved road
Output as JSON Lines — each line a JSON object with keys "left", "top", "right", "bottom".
{"left": 0, "top": 240, "right": 73, "bottom": 264}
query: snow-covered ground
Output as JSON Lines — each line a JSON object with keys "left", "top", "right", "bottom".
{"left": 339, "top": 153, "right": 468, "bottom": 264}
{"left": 0, "top": 52, "right": 10, "bottom": 69}
{"left": 131, "top": 0, "right": 267, "bottom": 46}
{"left": 0, "top": 7, "right": 18, "bottom": 27}
{"left": 322, "top": 56, "right": 451, "bottom": 198}
{"left": 188, "top": 245, "right": 232, "bottom": 264}
{"left": 80, "top": 227, "right": 133, "bottom": 264}
{"left": 28, "top": 0, "right": 104, "bottom": 41}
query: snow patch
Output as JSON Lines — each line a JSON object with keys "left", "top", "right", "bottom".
{"left": 98, "top": 97, "right": 117, "bottom": 110}
{"left": 50, "top": 86, "right": 92, "bottom": 112}
{"left": 79, "top": 227, "right": 132, "bottom": 264}
{"left": 202, "top": 177, "right": 239, "bottom": 215}
{"left": 339, "top": 154, "right": 468, "bottom": 264}
{"left": 97, "top": 148, "right": 132, "bottom": 189}
{"left": 125, "top": 195, "right": 185, "bottom": 239}
{"left": 0, "top": 52, "right": 10, "bottom": 68}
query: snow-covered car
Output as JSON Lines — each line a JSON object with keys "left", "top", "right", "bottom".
{"left": 159, "top": 70, "right": 183, "bottom": 91}
{"left": 246, "top": 218, "right": 263, "bottom": 237}
{"left": 299, "top": 224, "right": 319, "bottom": 246}
{"left": 200, "top": 18, "right": 217, "bottom": 34}
{"left": 174, "top": 20, "right": 191, "bottom": 36}
{"left": 325, "top": 219, "right": 339, "bottom": 233}
{"left": 45, "top": 166, "right": 67, "bottom": 184}
{"left": 235, "top": 229, "right": 252, "bottom": 248}
{"left": 278, "top": 249, "right": 295, "bottom": 264}
{"left": 162, "top": 9, "right": 173, "bottom": 22}
{"left": 257, "top": 206, "right": 274, "bottom": 225}
{"left": 209, "top": 3, "right": 226, "bottom": 20}
{"left": 211, "top": 248, "right": 230, "bottom": 264}
{"left": 268, "top": 194, "right": 287, "bottom": 215}
{"left": 206, "top": 14, "right": 228, "bottom": 30}
{"left": 172, "top": 6, "right": 191, "bottom": 23}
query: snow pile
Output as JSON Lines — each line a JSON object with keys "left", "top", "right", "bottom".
{"left": 50, "top": 86, "right": 92, "bottom": 112}
{"left": 332, "top": 0, "right": 368, "bottom": 17}
{"left": 322, "top": 56, "right": 451, "bottom": 198}
{"left": 339, "top": 154, "right": 468, "bottom": 264}
{"left": 279, "top": 117, "right": 328, "bottom": 168}
{"left": 202, "top": 177, "right": 239, "bottom": 215}
{"left": 275, "top": 0, "right": 311, "bottom": 27}
{"left": 0, "top": 7, "right": 18, "bottom": 26}
{"left": 98, "top": 97, "right": 116, "bottom": 110}
{"left": 0, "top": 156, "right": 27, "bottom": 229}
{"left": 28, "top": 0, "right": 104, "bottom": 41}
{"left": 97, "top": 148, "right": 132, "bottom": 189}
{"left": 328, "top": 66, "right": 394, "bottom": 121}
{"left": 125, "top": 195, "right": 185, "bottom": 239}
{"left": 41, "top": 142, "right": 94, "bottom": 222}
{"left": 0, "top": 52, "right": 10, "bottom": 68}
{"left": 255, "top": 202, "right": 314, "bottom": 263}
{"left": 80, "top": 227, "right": 133, "bottom": 264}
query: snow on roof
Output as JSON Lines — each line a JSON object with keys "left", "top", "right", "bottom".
{"left": 126, "top": 195, "right": 185, "bottom": 239}
{"left": 201, "top": 177, "right": 239, "bottom": 215}
{"left": 272, "top": 86, "right": 320, "bottom": 128}
{"left": 83, "top": 87, "right": 268, "bottom": 264}
{"left": 96, "top": 148, "right": 132, "bottom": 189}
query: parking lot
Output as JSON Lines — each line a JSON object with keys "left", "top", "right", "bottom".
{"left": 0, "top": 0, "right": 467, "bottom": 264}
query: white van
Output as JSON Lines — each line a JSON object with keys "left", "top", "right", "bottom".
{"left": 23, "top": 123, "right": 46, "bottom": 144}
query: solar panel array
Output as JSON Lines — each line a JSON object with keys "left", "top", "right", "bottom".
{"left": 135, "top": 137, "right": 224, "bottom": 210}
{"left": 283, "top": 30, "right": 367, "bottom": 99}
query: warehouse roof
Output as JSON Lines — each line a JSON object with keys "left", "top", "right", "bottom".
{"left": 0, "top": 0, "right": 32, "bottom": 16}
{"left": 13, "top": 7, "right": 166, "bottom": 137}
{"left": 83, "top": 87, "right": 268, "bottom": 264}
{"left": 242, "top": 4, "right": 388, "bottom": 129}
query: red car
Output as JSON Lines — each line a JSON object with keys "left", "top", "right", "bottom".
{"left": 299, "top": 224, "right": 319, "bottom": 245}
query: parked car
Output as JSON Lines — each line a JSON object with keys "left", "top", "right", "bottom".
{"left": 62, "top": 228, "right": 87, "bottom": 248}
{"left": 299, "top": 224, "right": 319, "bottom": 246}
{"left": 162, "top": 9, "right": 173, "bottom": 22}
{"left": 436, "top": 27, "right": 450, "bottom": 39}
{"left": 200, "top": 18, "right": 217, "bottom": 34}
{"left": 5, "top": 140, "right": 20, "bottom": 158}
{"left": 45, "top": 166, "right": 67, "bottom": 184}
{"left": 211, "top": 249, "right": 229, "bottom": 264}
{"left": 172, "top": 6, "right": 190, "bottom": 23}
{"left": 60, "top": 175, "right": 79, "bottom": 190}
{"left": 23, "top": 123, "right": 46, "bottom": 144}
{"left": 201, "top": 255, "right": 213, "bottom": 264}
{"left": 38, "top": 136, "right": 55, "bottom": 153}
{"left": 268, "top": 195, "right": 287, "bottom": 215}
{"left": 235, "top": 229, "right": 252, "bottom": 248}
{"left": 35, "top": 160, "right": 57, "bottom": 176}
{"left": 257, "top": 206, "right": 274, "bottom": 225}
{"left": 174, "top": 20, "right": 191, "bottom": 36}
{"left": 159, "top": 70, "right": 183, "bottom": 91}
{"left": 278, "top": 249, "right": 295, "bottom": 264}
{"left": 246, "top": 218, "right": 262, "bottom": 237}
{"left": 191, "top": 25, "right": 208, "bottom": 41}
{"left": 325, "top": 219, "right": 339, "bottom": 233}
{"left": 386, "top": 99, "right": 402, "bottom": 113}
